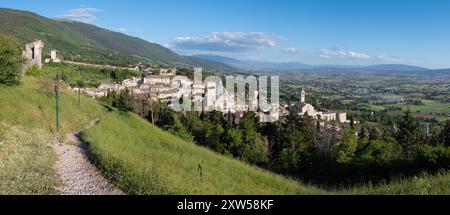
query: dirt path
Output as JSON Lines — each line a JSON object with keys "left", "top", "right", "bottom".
{"left": 52, "top": 119, "right": 124, "bottom": 195}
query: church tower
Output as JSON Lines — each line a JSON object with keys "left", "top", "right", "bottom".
{"left": 300, "top": 88, "right": 305, "bottom": 103}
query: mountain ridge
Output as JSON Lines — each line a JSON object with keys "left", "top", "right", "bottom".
{"left": 0, "top": 8, "right": 231, "bottom": 71}
{"left": 193, "top": 54, "right": 433, "bottom": 72}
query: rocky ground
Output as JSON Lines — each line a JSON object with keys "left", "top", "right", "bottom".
{"left": 52, "top": 120, "right": 124, "bottom": 195}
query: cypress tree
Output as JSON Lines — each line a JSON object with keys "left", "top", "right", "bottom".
{"left": 396, "top": 110, "right": 423, "bottom": 156}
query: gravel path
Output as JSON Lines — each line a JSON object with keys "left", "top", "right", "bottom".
{"left": 52, "top": 119, "right": 124, "bottom": 195}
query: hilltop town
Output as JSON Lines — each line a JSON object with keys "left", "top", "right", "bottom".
{"left": 22, "top": 39, "right": 352, "bottom": 126}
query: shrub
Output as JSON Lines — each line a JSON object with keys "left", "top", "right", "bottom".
{"left": 26, "top": 65, "right": 43, "bottom": 77}
{"left": 0, "top": 34, "right": 24, "bottom": 85}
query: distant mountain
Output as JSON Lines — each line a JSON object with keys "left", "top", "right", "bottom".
{"left": 193, "top": 55, "right": 442, "bottom": 75}
{"left": 0, "top": 8, "right": 229, "bottom": 70}
{"left": 193, "top": 55, "right": 313, "bottom": 70}
{"left": 182, "top": 55, "right": 237, "bottom": 72}
{"left": 193, "top": 55, "right": 243, "bottom": 66}
{"left": 364, "top": 64, "right": 428, "bottom": 72}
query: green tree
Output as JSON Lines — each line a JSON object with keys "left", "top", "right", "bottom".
{"left": 0, "top": 34, "right": 24, "bottom": 85}
{"left": 350, "top": 115, "right": 355, "bottom": 130}
{"left": 113, "top": 88, "right": 134, "bottom": 112}
{"left": 225, "top": 128, "right": 243, "bottom": 156}
{"left": 301, "top": 113, "right": 316, "bottom": 150}
{"left": 167, "top": 113, "right": 194, "bottom": 142}
{"left": 396, "top": 110, "right": 423, "bottom": 156}
{"left": 337, "top": 129, "right": 358, "bottom": 163}
{"left": 359, "top": 124, "right": 369, "bottom": 140}
{"left": 239, "top": 112, "right": 269, "bottom": 165}
{"left": 443, "top": 120, "right": 450, "bottom": 147}
{"left": 369, "top": 126, "right": 383, "bottom": 141}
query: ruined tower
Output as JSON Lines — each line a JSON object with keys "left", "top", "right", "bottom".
{"left": 22, "top": 40, "right": 44, "bottom": 74}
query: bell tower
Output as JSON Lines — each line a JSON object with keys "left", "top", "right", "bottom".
{"left": 300, "top": 88, "right": 305, "bottom": 103}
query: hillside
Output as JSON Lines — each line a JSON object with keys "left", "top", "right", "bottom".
{"left": 182, "top": 55, "right": 237, "bottom": 73}
{"left": 81, "top": 111, "right": 320, "bottom": 194}
{"left": 0, "top": 72, "right": 318, "bottom": 194}
{"left": 57, "top": 20, "right": 186, "bottom": 66}
{"left": 0, "top": 75, "right": 107, "bottom": 194}
{"left": 0, "top": 8, "right": 232, "bottom": 70}
{"left": 1, "top": 66, "right": 450, "bottom": 194}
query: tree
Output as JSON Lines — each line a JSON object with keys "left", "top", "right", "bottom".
{"left": 337, "top": 129, "right": 358, "bottom": 164}
{"left": 0, "top": 34, "right": 24, "bottom": 85}
{"left": 225, "top": 128, "right": 243, "bottom": 156}
{"left": 359, "top": 124, "right": 369, "bottom": 140}
{"left": 396, "top": 110, "right": 423, "bottom": 156}
{"left": 113, "top": 88, "right": 133, "bottom": 112}
{"left": 167, "top": 113, "right": 193, "bottom": 142}
{"left": 350, "top": 115, "right": 355, "bottom": 130}
{"left": 369, "top": 126, "right": 383, "bottom": 141}
{"left": 238, "top": 112, "right": 269, "bottom": 165}
{"left": 301, "top": 113, "right": 316, "bottom": 150}
{"left": 443, "top": 120, "right": 450, "bottom": 147}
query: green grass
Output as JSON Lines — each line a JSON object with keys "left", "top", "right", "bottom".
{"left": 386, "top": 100, "right": 450, "bottom": 121}
{"left": 0, "top": 122, "right": 57, "bottom": 194}
{"left": 81, "top": 111, "right": 323, "bottom": 194}
{"left": 0, "top": 76, "right": 107, "bottom": 135}
{"left": 388, "top": 100, "right": 450, "bottom": 114}
{"left": 81, "top": 111, "right": 450, "bottom": 195}
{"left": 342, "top": 171, "right": 450, "bottom": 195}
{"left": 0, "top": 76, "right": 107, "bottom": 194}
{"left": 360, "top": 104, "right": 386, "bottom": 111}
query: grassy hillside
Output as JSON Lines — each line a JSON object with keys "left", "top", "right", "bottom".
{"left": 81, "top": 111, "right": 322, "bottom": 194}
{"left": 343, "top": 171, "right": 450, "bottom": 195}
{"left": 58, "top": 21, "right": 186, "bottom": 66}
{"left": 0, "top": 8, "right": 122, "bottom": 65}
{"left": 0, "top": 76, "right": 106, "bottom": 135}
{"left": 0, "top": 76, "right": 107, "bottom": 194}
{"left": 0, "top": 122, "right": 57, "bottom": 194}
{"left": 81, "top": 111, "right": 450, "bottom": 195}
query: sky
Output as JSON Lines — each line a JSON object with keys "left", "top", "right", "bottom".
{"left": 1, "top": 0, "right": 450, "bottom": 69}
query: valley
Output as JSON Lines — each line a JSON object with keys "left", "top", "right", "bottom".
{"left": 0, "top": 6, "right": 449, "bottom": 196}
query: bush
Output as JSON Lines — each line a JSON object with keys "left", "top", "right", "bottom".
{"left": 26, "top": 65, "right": 43, "bottom": 77}
{"left": 415, "top": 144, "right": 450, "bottom": 169}
{"left": 0, "top": 34, "right": 24, "bottom": 85}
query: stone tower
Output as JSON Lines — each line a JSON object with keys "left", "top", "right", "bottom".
{"left": 300, "top": 88, "right": 305, "bottom": 103}
{"left": 22, "top": 40, "right": 44, "bottom": 74}
{"left": 23, "top": 40, "right": 44, "bottom": 67}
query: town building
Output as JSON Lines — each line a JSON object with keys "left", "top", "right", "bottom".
{"left": 295, "top": 88, "right": 348, "bottom": 123}
{"left": 45, "top": 50, "right": 62, "bottom": 63}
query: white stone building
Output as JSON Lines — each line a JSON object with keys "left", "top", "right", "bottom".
{"left": 143, "top": 75, "right": 172, "bottom": 85}
{"left": 295, "top": 88, "right": 348, "bottom": 123}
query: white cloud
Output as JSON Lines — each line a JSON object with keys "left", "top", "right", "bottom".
{"left": 376, "top": 54, "right": 405, "bottom": 62}
{"left": 282, "top": 47, "right": 301, "bottom": 54}
{"left": 171, "top": 32, "right": 279, "bottom": 54}
{"left": 319, "top": 49, "right": 371, "bottom": 60}
{"left": 60, "top": 7, "right": 102, "bottom": 24}
{"left": 116, "top": 28, "right": 127, "bottom": 32}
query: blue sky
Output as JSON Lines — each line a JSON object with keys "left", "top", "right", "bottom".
{"left": 1, "top": 0, "right": 450, "bottom": 68}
